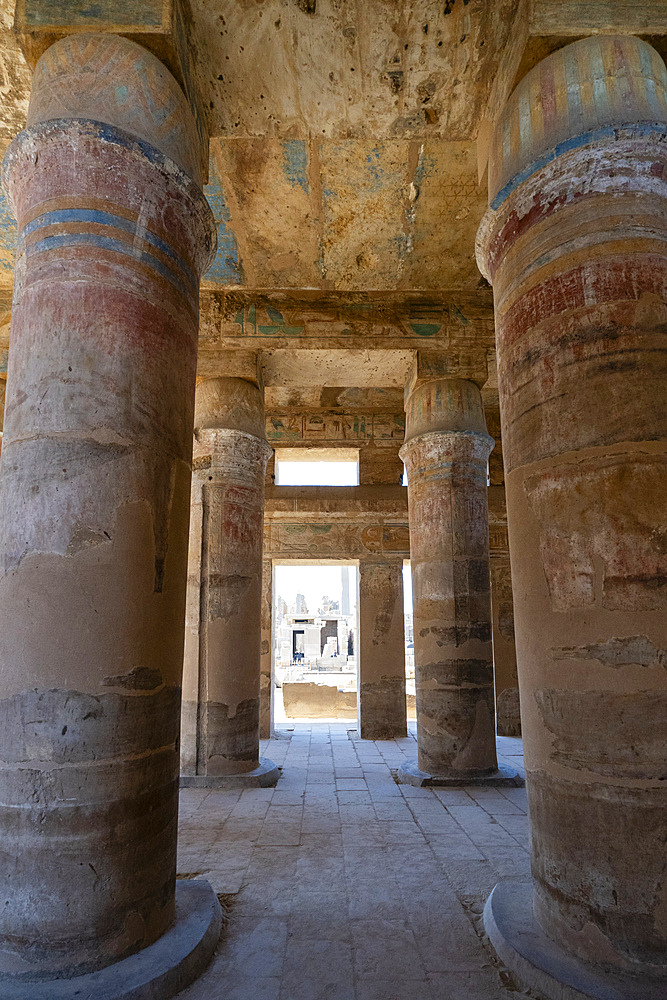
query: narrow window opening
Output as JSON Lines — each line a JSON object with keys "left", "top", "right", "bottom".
{"left": 274, "top": 448, "right": 359, "bottom": 486}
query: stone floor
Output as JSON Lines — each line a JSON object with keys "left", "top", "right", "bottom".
{"left": 176, "top": 723, "right": 533, "bottom": 1000}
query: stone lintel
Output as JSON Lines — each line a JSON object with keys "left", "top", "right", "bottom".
{"left": 197, "top": 289, "right": 496, "bottom": 358}
{"left": 264, "top": 485, "right": 408, "bottom": 520}
{"left": 266, "top": 409, "right": 405, "bottom": 447}
{"left": 266, "top": 387, "right": 406, "bottom": 412}
{"left": 14, "top": 0, "right": 208, "bottom": 182}
{"left": 264, "top": 519, "right": 409, "bottom": 561}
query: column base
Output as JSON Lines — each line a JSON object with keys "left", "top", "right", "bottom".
{"left": 484, "top": 882, "right": 663, "bottom": 1000}
{"left": 360, "top": 725, "right": 408, "bottom": 741}
{"left": 180, "top": 758, "right": 280, "bottom": 789}
{"left": 397, "top": 760, "right": 524, "bottom": 787}
{"left": 0, "top": 880, "right": 222, "bottom": 1000}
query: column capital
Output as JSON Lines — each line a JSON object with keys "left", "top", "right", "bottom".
{"left": 194, "top": 376, "right": 267, "bottom": 439}
{"left": 401, "top": 375, "right": 493, "bottom": 456}
{"left": 194, "top": 377, "right": 271, "bottom": 482}
{"left": 476, "top": 35, "right": 667, "bottom": 283}
{"left": 14, "top": 0, "right": 208, "bottom": 183}
{"left": 13, "top": 30, "right": 206, "bottom": 187}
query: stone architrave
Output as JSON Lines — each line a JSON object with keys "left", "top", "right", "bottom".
{"left": 180, "top": 377, "right": 278, "bottom": 789}
{"left": 398, "top": 377, "right": 521, "bottom": 787}
{"left": 0, "top": 32, "right": 220, "bottom": 994}
{"left": 477, "top": 34, "right": 667, "bottom": 999}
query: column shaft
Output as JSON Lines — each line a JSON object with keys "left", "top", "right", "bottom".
{"left": 181, "top": 468, "right": 205, "bottom": 777}
{"left": 477, "top": 34, "right": 667, "bottom": 976}
{"left": 488, "top": 485, "right": 521, "bottom": 737}
{"left": 259, "top": 557, "right": 274, "bottom": 739}
{"left": 358, "top": 558, "right": 407, "bottom": 739}
{"left": 0, "top": 33, "right": 214, "bottom": 978}
{"left": 188, "top": 377, "right": 273, "bottom": 780}
{"left": 400, "top": 378, "right": 497, "bottom": 778}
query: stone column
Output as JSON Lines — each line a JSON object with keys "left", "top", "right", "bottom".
{"left": 488, "top": 486, "right": 521, "bottom": 738}
{"left": 358, "top": 558, "right": 407, "bottom": 739}
{"left": 398, "top": 378, "right": 519, "bottom": 786}
{"left": 181, "top": 458, "right": 205, "bottom": 778}
{"left": 259, "top": 557, "right": 274, "bottom": 739}
{"left": 486, "top": 408, "right": 521, "bottom": 738}
{"left": 0, "top": 33, "right": 220, "bottom": 991}
{"left": 477, "top": 35, "right": 667, "bottom": 997}
{"left": 181, "top": 377, "right": 278, "bottom": 788}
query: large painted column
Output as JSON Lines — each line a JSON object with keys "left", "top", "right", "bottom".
{"left": 181, "top": 377, "right": 278, "bottom": 788}
{"left": 398, "top": 378, "right": 519, "bottom": 786}
{"left": 0, "top": 33, "right": 220, "bottom": 991}
{"left": 477, "top": 35, "right": 667, "bottom": 998}
{"left": 358, "top": 557, "right": 407, "bottom": 739}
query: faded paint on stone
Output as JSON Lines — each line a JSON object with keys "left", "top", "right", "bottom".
{"left": 477, "top": 34, "right": 667, "bottom": 973}
{"left": 0, "top": 32, "right": 214, "bottom": 980}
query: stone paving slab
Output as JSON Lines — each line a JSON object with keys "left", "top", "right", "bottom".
{"left": 174, "top": 724, "right": 534, "bottom": 1000}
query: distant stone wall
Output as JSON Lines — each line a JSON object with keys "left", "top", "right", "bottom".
{"left": 283, "top": 682, "right": 356, "bottom": 719}
{"left": 282, "top": 681, "right": 416, "bottom": 721}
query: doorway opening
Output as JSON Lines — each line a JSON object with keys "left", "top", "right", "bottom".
{"left": 273, "top": 561, "right": 359, "bottom": 724}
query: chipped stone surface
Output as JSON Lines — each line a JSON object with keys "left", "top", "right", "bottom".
{"left": 552, "top": 635, "right": 666, "bottom": 670}
{"left": 194, "top": 0, "right": 526, "bottom": 142}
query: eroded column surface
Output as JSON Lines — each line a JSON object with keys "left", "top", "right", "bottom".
{"left": 358, "top": 558, "right": 407, "bottom": 739}
{"left": 0, "top": 34, "right": 215, "bottom": 979}
{"left": 182, "top": 377, "right": 276, "bottom": 784}
{"left": 399, "top": 379, "right": 498, "bottom": 781}
{"left": 477, "top": 35, "right": 667, "bottom": 981}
